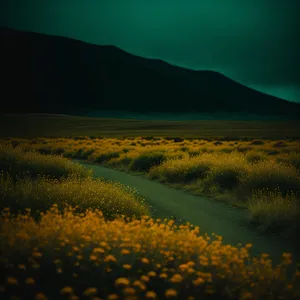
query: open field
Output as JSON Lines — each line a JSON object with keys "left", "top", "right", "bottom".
{"left": 1, "top": 145, "right": 300, "bottom": 299}
{"left": 1, "top": 115, "right": 300, "bottom": 299}
{"left": 1, "top": 136, "right": 300, "bottom": 235}
{"left": 1, "top": 114, "right": 300, "bottom": 139}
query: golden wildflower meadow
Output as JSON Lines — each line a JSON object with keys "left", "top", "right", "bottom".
{"left": 0, "top": 136, "right": 300, "bottom": 299}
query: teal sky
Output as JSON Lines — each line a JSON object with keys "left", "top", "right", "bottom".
{"left": 1, "top": 0, "right": 300, "bottom": 102}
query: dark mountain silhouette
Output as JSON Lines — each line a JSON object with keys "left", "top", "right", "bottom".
{"left": 1, "top": 27, "right": 300, "bottom": 119}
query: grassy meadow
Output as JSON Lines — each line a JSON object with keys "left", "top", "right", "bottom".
{"left": 2, "top": 136, "right": 299, "bottom": 233}
{"left": 1, "top": 116, "right": 300, "bottom": 299}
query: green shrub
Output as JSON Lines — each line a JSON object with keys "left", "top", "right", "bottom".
{"left": 0, "top": 174, "right": 149, "bottom": 220}
{"left": 148, "top": 155, "right": 213, "bottom": 183}
{"left": 71, "top": 148, "right": 95, "bottom": 159}
{"left": 95, "top": 152, "right": 120, "bottom": 163}
{"left": 245, "top": 150, "right": 267, "bottom": 163}
{"left": 273, "top": 141, "right": 287, "bottom": 148}
{"left": 286, "top": 152, "right": 300, "bottom": 170}
{"left": 205, "top": 168, "right": 245, "bottom": 191}
{"left": 129, "top": 151, "right": 167, "bottom": 172}
{"left": 237, "top": 161, "right": 300, "bottom": 201}
{"left": 247, "top": 188, "right": 300, "bottom": 230}
{"left": 37, "top": 146, "right": 53, "bottom": 155}
{"left": 0, "top": 144, "right": 90, "bottom": 179}
{"left": 250, "top": 140, "right": 265, "bottom": 145}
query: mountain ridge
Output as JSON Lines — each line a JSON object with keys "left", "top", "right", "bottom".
{"left": 1, "top": 27, "right": 299, "bottom": 119}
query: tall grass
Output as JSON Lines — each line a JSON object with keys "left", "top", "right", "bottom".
{"left": 0, "top": 174, "right": 149, "bottom": 221}
{"left": 237, "top": 161, "right": 300, "bottom": 201}
{"left": 247, "top": 189, "right": 300, "bottom": 229}
{"left": 0, "top": 144, "right": 91, "bottom": 179}
{"left": 1, "top": 138, "right": 300, "bottom": 233}
{"left": 148, "top": 154, "right": 213, "bottom": 183}
{"left": 129, "top": 151, "right": 168, "bottom": 172}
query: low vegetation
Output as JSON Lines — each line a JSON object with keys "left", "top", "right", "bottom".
{"left": 1, "top": 138, "right": 300, "bottom": 299}
{"left": 1, "top": 206, "right": 300, "bottom": 300}
{"left": 0, "top": 144, "right": 91, "bottom": 179}
{"left": 0, "top": 174, "right": 149, "bottom": 221}
{"left": 2, "top": 137, "right": 299, "bottom": 233}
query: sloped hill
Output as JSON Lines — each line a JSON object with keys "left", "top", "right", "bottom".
{"left": 1, "top": 27, "right": 299, "bottom": 119}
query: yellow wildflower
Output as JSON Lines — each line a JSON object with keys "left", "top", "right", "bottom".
{"left": 107, "top": 294, "right": 119, "bottom": 300}
{"left": 18, "top": 264, "right": 26, "bottom": 270}
{"left": 193, "top": 277, "right": 205, "bottom": 285}
{"left": 115, "top": 277, "right": 130, "bottom": 286}
{"left": 7, "top": 277, "right": 18, "bottom": 285}
{"left": 140, "top": 257, "right": 149, "bottom": 264}
{"left": 53, "top": 259, "right": 61, "bottom": 264}
{"left": 145, "top": 291, "right": 157, "bottom": 298}
{"left": 25, "top": 277, "right": 35, "bottom": 285}
{"left": 140, "top": 275, "right": 149, "bottom": 282}
{"left": 83, "top": 287, "right": 98, "bottom": 296}
{"left": 123, "top": 264, "right": 132, "bottom": 269}
{"left": 170, "top": 274, "right": 183, "bottom": 283}
{"left": 32, "top": 252, "right": 42, "bottom": 258}
{"left": 245, "top": 243, "right": 252, "bottom": 249}
{"left": 240, "top": 291, "right": 253, "bottom": 299}
{"left": 123, "top": 287, "right": 136, "bottom": 295}
{"left": 104, "top": 255, "right": 116, "bottom": 262}
{"left": 60, "top": 286, "right": 73, "bottom": 294}
{"left": 165, "top": 289, "right": 177, "bottom": 297}
{"left": 35, "top": 293, "right": 48, "bottom": 300}
{"left": 93, "top": 248, "right": 105, "bottom": 253}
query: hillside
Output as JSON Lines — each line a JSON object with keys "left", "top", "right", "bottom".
{"left": 1, "top": 27, "right": 300, "bottom": 119}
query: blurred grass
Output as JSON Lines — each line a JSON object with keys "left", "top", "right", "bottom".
{"left": 1, "top": 206, "right": 300, "bottom": 300}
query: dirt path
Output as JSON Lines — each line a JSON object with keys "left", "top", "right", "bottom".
{"left": 77, "top": 160, "right": 299, "bottom": 277}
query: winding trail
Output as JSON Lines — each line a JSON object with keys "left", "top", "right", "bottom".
{"left": 77, "top": 160, "right": 299, "bottom": 276}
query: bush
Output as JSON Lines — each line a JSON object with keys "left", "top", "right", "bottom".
{"left": 188, "top": 150, "right": 201, "bottom": 157}
{"left": 129, "top": 151, "right": 167, "bottom": 172}
{"left": 199, "top": 153, "right": 248, "bottom": 191}
{"left": 250, "top": 140, "right": 265, "bottom": 145}
{"left": 37, "top": 146, "right": 53, "bottom": 155}
{"left": 0, "top": 174, "right": 149, "bottom": 220}
{"left": 0, "top": 144, "right": 90, "bottom": 179}
{"left": 273, "top": 141, "right": 287, "bottom": 148}
{"left": 149, "top": 156, "right": 212, "bottom": 183}
{"left": 71, "top": 148, "right": 95, "bottom": 160}
{"left": 95, "top": 152, "right": 120, "bottom": 163}
{"left": 286, "top": 152, "right": 300, "bottom": 170}
{"left": 237, "top": 161, "right": 300, "bottom": 201}
{"left": 245, "top": 150, "right": 267, "bottom": 163}
{"left": 205, "top": 168, "right": 245, "bottom": 191}
{"left": 247, "top": 188, "right": 300, "bottom": 230}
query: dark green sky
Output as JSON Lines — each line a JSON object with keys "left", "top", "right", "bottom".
{"left": 1, "top": 0, "right": 300, "bottom": 102}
